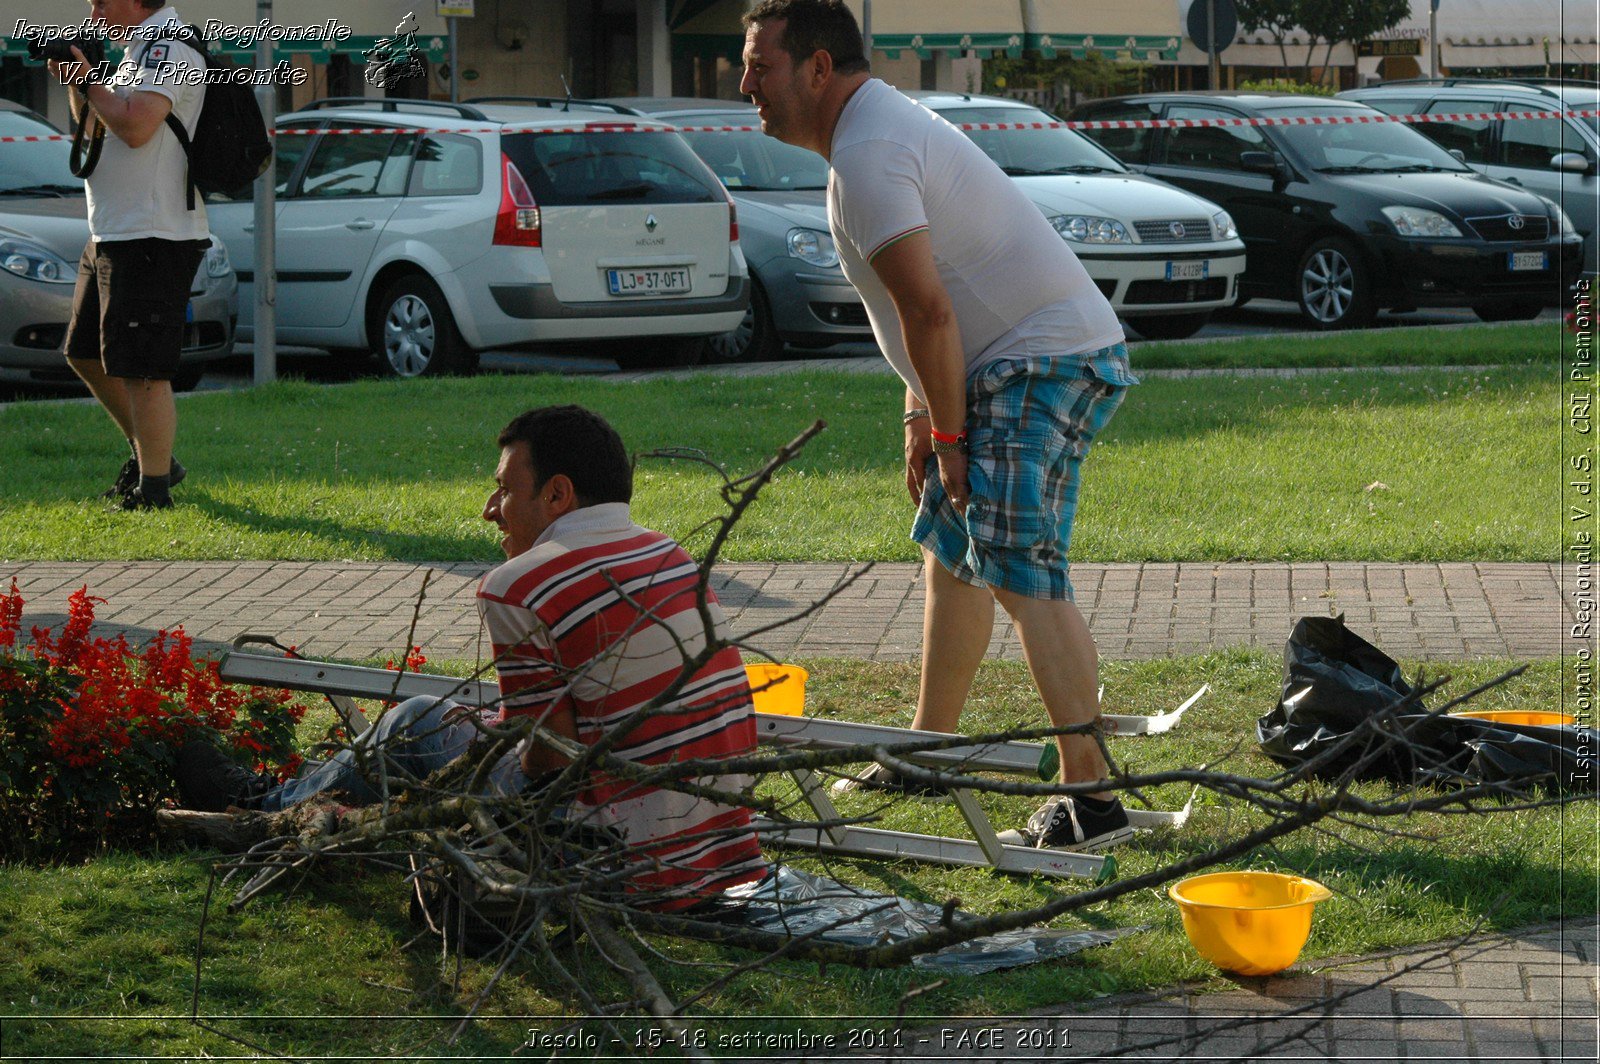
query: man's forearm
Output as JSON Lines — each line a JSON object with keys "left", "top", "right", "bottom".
{"left": 901, "top": 311, "right": 967, "bottom": 437}
{"left": 81, "top": 82, "right": 160, "bottom": 148}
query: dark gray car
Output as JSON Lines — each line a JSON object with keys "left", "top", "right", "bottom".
{"left": 1341, "top": 78, "right": 1599, "bottom": 286}
{"left": 606, "top": 98, "right": 872, "bottom": 362}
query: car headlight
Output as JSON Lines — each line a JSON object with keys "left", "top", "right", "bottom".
{"left": 1537, "top": 196, "right": 1577, "bottom": 236}
{"left": 1382, "top": 206, "right": 1463, "bottom": 238}
{"left": 787, "top": 228, "right": 839, "bottom": 268}
{"left": 204, "top": 241, "right": 232, "bottom": 278}
{"left": 1212, "top": 210, "right": 1237, "bottom": 241}
{"left": 1050, "top": 214, "right": 1131, "bottom": 244}
{"left": 0, "top": 237, "right": 76, "bottom": 284}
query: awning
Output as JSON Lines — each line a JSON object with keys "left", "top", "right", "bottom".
{"left": 841, "top": 0, "right": 1027, "bottom": 58}
{"left": 1022, "top": 0, "right": 1183, "bottom": 61}
{"left": 1443, "top": 40, "right": 1600, "bottom": 67}
{"left": 4, "top": 0, "right": 449, "bottom": 63}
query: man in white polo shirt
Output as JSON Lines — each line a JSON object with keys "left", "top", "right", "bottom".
{"left": 741, "top": 0, "right": 1139, "bottom": 852}
{"left": 50, "top": 0, "right": 209, "bottom": 510}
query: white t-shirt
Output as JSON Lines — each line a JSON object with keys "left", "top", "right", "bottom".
{"left": 827, "top": 79, "right": 1123, "bottom": 399}
{"left": 86, "top": 7, "right": 209, "bottom": 242}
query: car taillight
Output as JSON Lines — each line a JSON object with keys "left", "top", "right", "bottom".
{"left": 493, "top": 153, "right": 541, "bottom": 247}
{"left": 728, "top": 196, "right": 739, "bottom": 243}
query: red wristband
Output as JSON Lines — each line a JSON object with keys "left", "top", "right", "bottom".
{"left": 930, "top": 428, "right": 965, "bottom": 445}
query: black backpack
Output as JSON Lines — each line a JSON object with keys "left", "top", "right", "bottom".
{"left": 161, "top": 27, "right": 272, "bottom": 209}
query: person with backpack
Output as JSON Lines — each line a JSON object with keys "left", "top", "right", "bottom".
{"left": 49, "top": 0, "right": 212, "bottom": 510}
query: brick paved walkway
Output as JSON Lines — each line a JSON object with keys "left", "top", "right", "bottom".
{"left": 0, "top": 556, "right": 1591, "bottom": 1061}
{"left": 0, "top": 560, "right": 1574, "bottom": 663}
{"left": 896, "top": 918, "right": 1598, "bottom": 1062}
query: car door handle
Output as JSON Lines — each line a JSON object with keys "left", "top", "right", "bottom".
{"left": 1503, "top": 177, "right": 1523, "bottom": 185}
{"left": 242, "top": 223, "right": 254, "bottom": 232}
{"left": 345, "top": 219, "right": 376, "bottom": 230}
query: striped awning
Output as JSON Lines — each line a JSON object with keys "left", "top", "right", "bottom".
{"left": 1022, "top": 0, "right": 1183, "bottom": 61}
{"left": 843, "top": 0, "right": 1028, "bottom": 58}
{"left": 4, "top": 0, "right": 449, "bottom": 62}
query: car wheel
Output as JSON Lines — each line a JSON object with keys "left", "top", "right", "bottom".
{"left": 704, "top": 280, "right": 781, "bottom": 363}
{"left": 1296, "top": 238, "right": 1376, "bottom": 330}
{"left": 1128, "top": 312, "right": 1210, "bottom": 341}
{"left": 1473, "top": 300, "right": 1544, "bottom": 323}
{"left": 171, "top": 364, "right": 204, "bottom": 392}
{"left": 371, "top": 275, "right": 472, "bottom": 378}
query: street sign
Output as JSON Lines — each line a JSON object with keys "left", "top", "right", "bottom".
{"left": 437, "top": 0, "right": 474, "bottom": 17}
{"left": 1186, "top": 0, "right": 1237, "bottom": 55}
{"left": 1357, "top": 38, "right": 1423, "bottom": 56}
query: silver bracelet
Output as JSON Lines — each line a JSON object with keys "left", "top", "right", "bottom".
{"left": 902, "top": 408, "right": 931, "bottom": 426}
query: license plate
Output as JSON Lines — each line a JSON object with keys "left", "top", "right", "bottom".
{"left": 1508, "top": 251, "right": 1548, "bottom": 272}
{"left": 607, "top": 267, "right": 691, "bottom": 296}
{"left": 184, "top": 300, "right": 195, "bottom": 323}
{"left": 1165, "top": 260, "right": 1209, "bottom": 281}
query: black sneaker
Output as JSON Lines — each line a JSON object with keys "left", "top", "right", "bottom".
{"left": 118, "top": 487, "right": 174, "bottom": 511}
{"left": 100, "top": 457, "right": 139, "bottom": 500}
{"left": 175, "top": 741, "right": 276, "bottom": 811}
{"left": 828, "top": 761, "right": 951, "bottom": 799}
{"left": 1016, "top": 796, "right": 1133, "bottom": 852}
{"left": 102, "top": 458, "right": 185, "bottom": 502}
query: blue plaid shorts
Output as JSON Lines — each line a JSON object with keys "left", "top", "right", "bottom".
{"left": 911, "top": 343, "right": 1137, "bottom": 600}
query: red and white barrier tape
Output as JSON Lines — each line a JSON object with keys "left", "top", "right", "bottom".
{"left": 4, "top": 108, "right": 1599, "bottom": 142}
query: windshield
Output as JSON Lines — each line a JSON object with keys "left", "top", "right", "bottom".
{"left": 675, "top": 116, "right": 829, "bottom": 191}
{"left": 1267, "top": 107, "right": 1473, "bottom": 173}
{"left": 931, "top": 105, "right": 1128, "bottom": 175}
{"left": 0, "top": 113, "right": 83, "bottom": 195}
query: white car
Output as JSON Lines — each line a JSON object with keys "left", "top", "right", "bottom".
{"left": 207, "top": 97, "right": 749, "bottom": 375}
{"left": 909, "top": 92, "right": 1247, "bottom": 340}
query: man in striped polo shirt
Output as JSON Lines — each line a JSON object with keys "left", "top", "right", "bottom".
{"left": 178, "top": 405, "right": 765, "bottom": 911}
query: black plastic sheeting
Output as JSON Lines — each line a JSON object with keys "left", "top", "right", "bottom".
{"left": 705, "top": 866, "right": 1142, "bottom": 974}
{"left": 1257, "top": 616, "right": 1595, "bottom": 792}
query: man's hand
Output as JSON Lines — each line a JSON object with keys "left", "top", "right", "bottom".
{"left": 936, "top": 448, "right": 970, "bottom": 513}
{"left": 905, "top": 419, "right": 932, "bottom": 505}
{"left": 47, "top": 46, "right": 95, "bottom": 87}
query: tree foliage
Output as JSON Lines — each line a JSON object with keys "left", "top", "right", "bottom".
{"left": 1233, "top": 0, "right": 1411, "bottom": 80}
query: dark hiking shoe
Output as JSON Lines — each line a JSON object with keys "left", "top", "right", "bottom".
{"left": 117, "top": 487, "right": 174, "bottom": 511}
{"left": 175, "top": 741, "right": 275, "bottom": 811}
{"left": 101, "top": 456, "right": 139, "bottom": 500}
{"left": 828, "top": 761, "right": 951, "bottom": 799}
{"left": 102, "top": 457, "right": 185, "bottom": 502}
{"left": 1013, "top": 796, "right": 1133, "bottom": 852}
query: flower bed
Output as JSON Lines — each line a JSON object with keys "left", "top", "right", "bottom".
{"left": 0, "top": 582, "right": 303, "bottom": 857}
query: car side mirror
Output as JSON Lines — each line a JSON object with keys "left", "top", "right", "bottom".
{"left": 1448, "top": 148, "right": 1467, "bottom": 163}
{"left": 1239, "top": 151, "right": 1282, "bottom": 177}
{"left": 1552, "top": 152, "right": 1593, "bottom": 174}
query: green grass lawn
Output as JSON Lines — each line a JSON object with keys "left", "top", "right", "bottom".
{"left": 0, "top": 359, "right": 1563, "bottom": 563}
{"left": 1129, "top": 320, "right": 1564, "bottom": 371}
{"left": 2, "top": 653, "right": 1590, "bottom": 1059}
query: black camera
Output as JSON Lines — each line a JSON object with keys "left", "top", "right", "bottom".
{"left": 26, "top": 33, "right": 107, "bottom": 67}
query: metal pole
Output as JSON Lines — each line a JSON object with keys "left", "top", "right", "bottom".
{"left": 252, "top": 0, "right": 275, "bottom": 385}
{"left": 1428, "top": 0, "right": 1439, "bottom": 77}
{"left": 1207, "top": 0, "right": 1220, "bottom": 90}
{"left": 862, "top": 0, "right": 872, "bottom": 58}
{"left": 448, "top": 15, "right": 458, "bottom": 101}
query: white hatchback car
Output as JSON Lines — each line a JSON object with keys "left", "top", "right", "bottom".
{"left": 207, "top": 97, "right": 749, "bottom": 374}
{"left": 909, "top": 92, "right": 1246, "bottom": 340}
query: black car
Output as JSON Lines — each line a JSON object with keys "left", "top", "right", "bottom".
{"left": 1068, "top": 93, "right": 1582, "bottom": 328}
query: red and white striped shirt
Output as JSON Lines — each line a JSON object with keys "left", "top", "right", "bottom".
{"left": 476, "top": 503, "right": 765, "bottom": 910}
